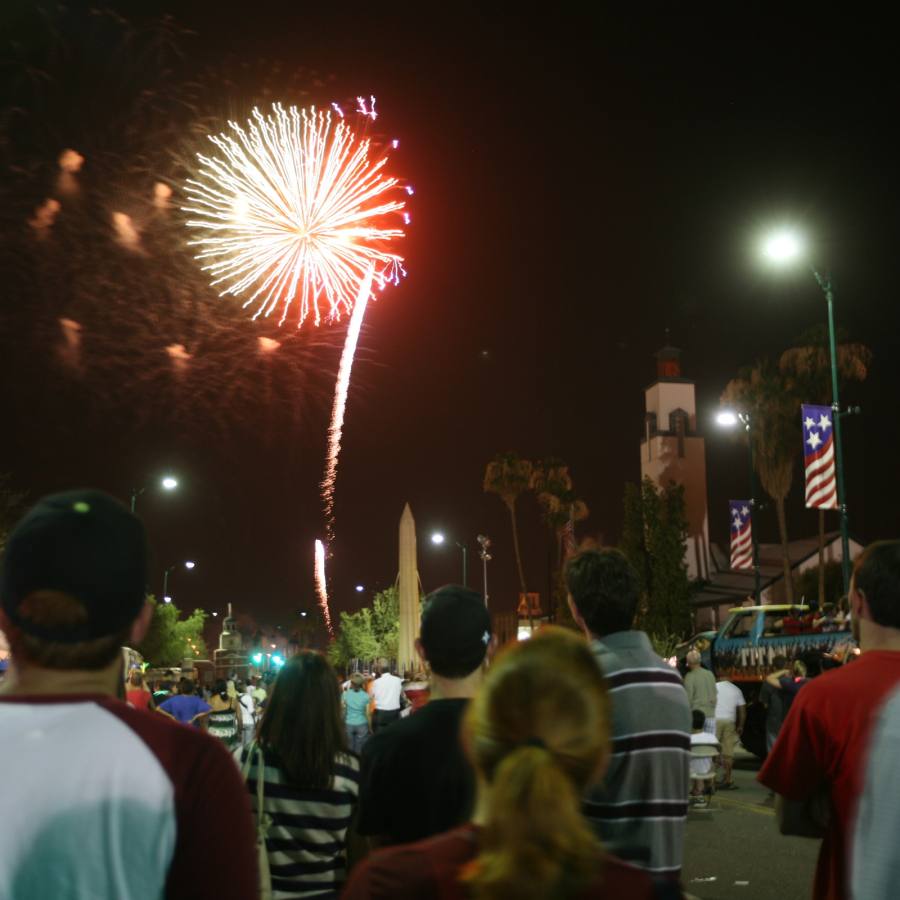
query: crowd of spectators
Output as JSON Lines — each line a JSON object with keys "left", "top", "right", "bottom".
{"left": 1, "top": 487, "right": 898, "bottom": 899}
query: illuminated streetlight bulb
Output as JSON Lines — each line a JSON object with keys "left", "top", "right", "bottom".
{"left": 355, "top": 584, "right": 364, "bottom": 592}
{"left": 716, "top": 410, "right": 739, "bottom": 428}
{"left": 163, "top": 595, "right": 172, "bottom": 604}
{"left": 762, "top": 230, "right": 803, "bottom": 264}
{"left": 184, "top": 560, "right": 195, "bottom": 570}
{"left": 161, "top": 476, "right": 178, "bottom": 491}
{"left": 431, "top": 532, "right": 445, "bottom": 546}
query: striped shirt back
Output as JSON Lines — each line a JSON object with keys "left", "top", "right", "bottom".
{"left": 236, "top": 744, "right": 360, "bottom": 898}
{"left": 583, "top": 631, "right": 691, "bottom": 878}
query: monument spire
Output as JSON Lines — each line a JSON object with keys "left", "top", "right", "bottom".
{"left": 397, "top": 503, "right": 420, "bottom": 675}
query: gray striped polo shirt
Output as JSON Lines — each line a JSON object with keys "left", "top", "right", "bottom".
{"left": 584, "top": 630, "right": 691, "bottom": 879}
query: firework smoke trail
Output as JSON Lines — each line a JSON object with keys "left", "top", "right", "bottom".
{"left": 314, "top": 539, "right": 333, "bottom": 637}
{"left": 322, "top": 264, "right": 374, "bottom": 541}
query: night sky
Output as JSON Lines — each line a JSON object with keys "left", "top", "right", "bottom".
{"left": 2, "top": 4, "right": 898, "bottom": 635}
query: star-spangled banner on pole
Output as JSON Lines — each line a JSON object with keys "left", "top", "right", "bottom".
{"left": 802, "top": 403, "right": 838, "bottom": 510}
{"left": 730, "top": 500, "right": 753, "bottom": 570}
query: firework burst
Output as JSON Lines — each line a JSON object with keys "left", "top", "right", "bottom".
{"left": 183, "top": 103, "right": 407, "bottom": 327}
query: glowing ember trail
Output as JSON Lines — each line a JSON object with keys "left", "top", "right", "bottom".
{"left": 183, "top": 102, "right": 406, "bottom": 328}
{"left": 314, "top": 539, "right": 333, "bottom": 637}
{"left": 322, "top": 264, "right": 374, "bottom": 540}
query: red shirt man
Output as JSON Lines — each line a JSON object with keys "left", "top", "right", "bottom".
{"left": 759, "top": 540, "right": 900, "bottom": 900}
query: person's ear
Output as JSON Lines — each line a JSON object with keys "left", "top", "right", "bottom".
{"left": 852, "top": 587, "right": 872, "bottom": 622}
{"left": 129, "top": 600, "right": 154, "bottom": 645}
{"left": 414, "top": 638, "right": 428, "bottom": 667}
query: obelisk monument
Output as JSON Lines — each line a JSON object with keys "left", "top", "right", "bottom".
{"left": 397, "top": 503, "right": 421, "bottom": 675}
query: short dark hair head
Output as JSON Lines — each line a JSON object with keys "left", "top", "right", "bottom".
{"left": 419, "top": 585, "right": 492, "bottom": 679}
{"left": 691, "top": 709, "right": 706, "bottom": 731}
{"left": 854, "top": 540, "right": 900, "bottom": 629}
{"left": 773, "top": 654, "right": 787, "bottom": 669}
{"left": 565, "top": 549, "right": 639, "bottom": 637}
{"left": 1, "top": 489, "right": 147, "bottom": 644}
{"left": 178, "top": 677, "right": 194, "bottom": 694}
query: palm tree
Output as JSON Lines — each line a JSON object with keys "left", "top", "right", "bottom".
{"left": 780, "top": 327, "right": 872, "bottom": 604}
{"left": 722, "top": 362, "right": 800, "bottom": 602}
{"left": 484, "top": 452, "right": 534, "bottom": 600}
{"left": 530, "top": 459, "right": 589, "bottom": 621}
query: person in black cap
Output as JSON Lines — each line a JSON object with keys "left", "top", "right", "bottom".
{"left": 0, "top": 489, "right": 257, "bottom": 900}
{"left": 356, "top": 584, "right": 493, "bottom": 847}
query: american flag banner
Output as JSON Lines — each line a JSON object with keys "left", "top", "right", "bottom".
{"left": 802, "top": 403, "right": 838, "bottom": 509}
{"left": 730, "top": 500, "right": 753, "bottom": 570}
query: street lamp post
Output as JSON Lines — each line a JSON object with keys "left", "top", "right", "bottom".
{"left": 162, "top": 559, "right": 195, "bottom": 603}
{"left": 813, "top": 270, "right": 851, "bottom": 594}
{"left": 476, "top": 535, "right": 491, "bottom": 607}
{"left": 131, "top": 475, "right": 179, "bottom": 513}
{"left": 762, "top": 230, "right": 852, "bottom": 594}
{"left": 717, "top": 411, "right": 761, "bottom": 603}
{"left": 431, "top": 532, "right": 468, "bottom": 587}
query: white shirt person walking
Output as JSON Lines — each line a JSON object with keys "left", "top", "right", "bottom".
{"left": 370, "top": 666, "right": 405, "bottom": 732}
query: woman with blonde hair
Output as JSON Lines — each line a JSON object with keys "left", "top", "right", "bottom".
{"left": 342, "top": 627, "right": 653, "bottom": 899}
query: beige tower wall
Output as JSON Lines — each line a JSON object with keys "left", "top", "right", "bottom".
{"left": 397, "top": 503, "right": 420, "bottom": 675}
{"left": 641, "top": 429, "right": 711, "bottom": 581}
{"left": 644, "top": 382, "right": 698, "bottom": 428}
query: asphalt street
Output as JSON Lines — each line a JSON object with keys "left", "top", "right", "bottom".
{"left": 682, "top": 749, "right": 820, "bottom": 900}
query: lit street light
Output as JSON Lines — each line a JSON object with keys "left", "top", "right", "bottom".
{"left": 761, "top": 227, "right": 852, "bottom": 593}
{"left": 355, "top": 584, "right": 365, "bottom": 593}
{"left": 716, "top": 409, "right": 761, "bottom": 603}
{"left": 131, "top": 474, "right": 179, "bottom": 513}
{"left": 431, "top": 531, "right": 468, "bottom": 587}
{"left": 163, "top": 596, "right": 172, "bottom": 604}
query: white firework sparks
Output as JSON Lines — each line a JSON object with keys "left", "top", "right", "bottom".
{"left": 183, "top": 102, "right": 406, "bottom": 327}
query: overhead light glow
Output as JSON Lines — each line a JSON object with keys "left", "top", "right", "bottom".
{"left": 161, "top": 476, "right": 178, "bottom": 491}
{"left": 716, "top": 410, "right": 739, "bottom": 427}
{"left": 762, "top": 230, "right": 803, "bottom": 264}
{"left": 431, "top": 532, "right": 445, "bottom": 546}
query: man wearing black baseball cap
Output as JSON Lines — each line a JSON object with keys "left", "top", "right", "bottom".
{"left": 357, "top": 584, "right": 493, "bottom": 847}
{"left": 0, "top": 489, "right": 257, "bottom": 899}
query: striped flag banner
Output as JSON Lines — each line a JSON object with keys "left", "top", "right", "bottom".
{"left": 802, "top": 403, "right": 838, "bottom": 509}
{"left": 730, "top": 500, "right": 753, "bottom": 570}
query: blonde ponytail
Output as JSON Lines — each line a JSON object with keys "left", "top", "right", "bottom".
{"left": 460, "top": 627, "right": 611, "bottom": 900}
{"left": 463, "top": 745, "right": 602, "bottom": 899}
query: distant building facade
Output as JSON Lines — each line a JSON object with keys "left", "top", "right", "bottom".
{"left": 640, "top": 346, "right": 711, "bottom": 581}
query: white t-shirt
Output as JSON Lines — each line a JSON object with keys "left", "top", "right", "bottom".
{"left": 238, "top": 690, "right": 255, "bottom": 724}
{"left": 370, "top": 673, "right": 403, "bottom": 711}
{"left": 715, "top": 680, "right": 746, "bottom": 722}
